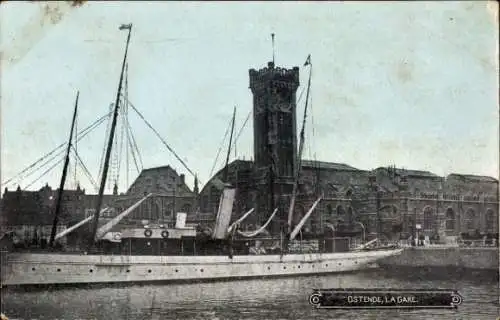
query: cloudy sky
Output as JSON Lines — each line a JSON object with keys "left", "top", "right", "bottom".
{"left": 1, "top": 1, "right": 498, "bottom": 193}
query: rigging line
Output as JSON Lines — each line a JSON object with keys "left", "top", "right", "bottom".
{"left": 5, "top": 120, "right": 106, "bottom": 189}
{"left": 125, "top": 97, "right": 197, "bottom": 179}
{"left": 67, "top": 161, "right": 72, "bottom": 189}
{"left": 124, "top": 62, "right": 130, "bottom": 188}
{"left": 71, "top": 146, "right": 99, "bottom": 192}
{"left": 24, "top": 157, "right": 65, "bottom": 190}
{"left": 296, "top": 85, "right": 306, "bottom": 105}
{"left": 310, "top": 87, "right": 317, "bottom": 163}
{"left": 126, "top": 120, "right": 141, "bottom": 175}
{"left": 116, "top": 99, "right": 126, "bottom": 187}
{"left": 1, "top": 111, "right": 111, "bottom": 187}
{"left": 109, "top": 109, "right": 120, "bottom": 190}
{"left": 209, "top": 116, "right": 232, "bottom": 177}
{"left": 307, "top": 85, "right": 314, "bottom": 162}
{"left": 2, "top": 146, "right": 65, "bottom": 187}
{"left": 97, "top": 104, "right": 114, "bottom": 183}
{"left": 230, "top": 110, "right": 251, "bottom": 155}
{"left": 126, "top": 118, "right": 143, "bottom": 170}
{"left": 74, "top": 105, "right": 78, "bottom": 188}
{"left": 8, "top": 147, "right": 67, "bottom": 188}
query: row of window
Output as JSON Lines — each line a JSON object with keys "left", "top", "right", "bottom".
{"left": 323, "top": 204, "right": 497, "bottom": 232}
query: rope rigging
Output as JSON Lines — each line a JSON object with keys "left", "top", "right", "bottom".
{"left": 126, "top": 121, "right": 142, "bottom": 175}
{"left": 210, "top": 116, "right": 233, "bottom": 178}
{"left": 125, "top": 116, "right": 143, "bottom": 171}
{"left": 231, "top": 110, "right": 251, "bottom": 158}
{"left": 115, "top": 95, "right": 127, "bottom": 189}
{"left": 71, "top": 146, "right": 99, "bottom": 192}
{"left": 2, "top": 111, "right": 111, "bottom": 188}
{"left": 73, "top": 105, "right": 78, "bottom": 189}
{"left": 25, "top": 158, "right": 65, "bottom": 190}
{"left": 97, "top": 103, "right": 114, "bottom": 185}
{"left": 123, "top": 95, "right": 198, "bottom": 182}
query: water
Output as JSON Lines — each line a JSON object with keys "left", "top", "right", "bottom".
{"left": 1, "top": 268, "right": 498, "bottom": 320}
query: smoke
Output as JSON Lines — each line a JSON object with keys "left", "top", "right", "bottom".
{"left": 2, "top": 1, "right": 86, "bottom": 67}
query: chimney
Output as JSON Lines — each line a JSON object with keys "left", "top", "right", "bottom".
{"left": 180, "top": 174, "right": 185, "bottom": 185}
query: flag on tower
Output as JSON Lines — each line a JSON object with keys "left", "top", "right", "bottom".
{"left": 304, "top": 54, "right": 311, "bottom": 66}
{"left": 119, "top": 23, "right": 132, "bottom": 30}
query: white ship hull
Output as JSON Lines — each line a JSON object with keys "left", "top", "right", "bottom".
{"left": 1, "top": 249, "right": 402, "bottom": 286}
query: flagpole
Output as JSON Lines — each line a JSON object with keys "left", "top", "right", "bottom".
{"left": 271, "top": 33, "right": 275, "bottom": 64}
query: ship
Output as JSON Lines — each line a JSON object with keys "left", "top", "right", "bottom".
{"left": 0, "top": 24, "right": 402, "bottom": 288}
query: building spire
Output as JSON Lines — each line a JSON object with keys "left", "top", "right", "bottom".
{"left": 194, "top": 174, "right": 199, "bottom": 194}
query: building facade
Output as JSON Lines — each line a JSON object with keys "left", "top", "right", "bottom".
{"left": 199, "top": 59, "right": 499, "bottom": 241}
{"left": 112, "top": 165, "right": 200, "bottom": 226}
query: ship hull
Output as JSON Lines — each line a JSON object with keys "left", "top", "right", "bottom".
{"left": 1, "top": 249, "right": 402, "bottom": 287}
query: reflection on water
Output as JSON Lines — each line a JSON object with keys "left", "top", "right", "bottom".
{"left": 1, "top": 268, "right": 498, "bottom": 320}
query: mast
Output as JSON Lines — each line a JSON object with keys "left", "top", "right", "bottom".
{"left": 49, "top": 91, "right": 80, "bottom": 247}
{"left": 223, "top": 106, "right": 236, "bottom": 182}
{"left": 89, "top": 23, "right": 133, "bottom": 247}
{"left": 287, "top": 55, "right": 312, "bottom": 234}
{"left": 125, "top": 62, "right": 129, "bottom": 188}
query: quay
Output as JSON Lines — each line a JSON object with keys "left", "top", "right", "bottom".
{"left": 379, "top": 240, "right": 498, "bottom": 271}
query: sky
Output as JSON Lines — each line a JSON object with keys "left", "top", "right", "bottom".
{"left": 1, "top": 1, "right": 498, "bottom": 194}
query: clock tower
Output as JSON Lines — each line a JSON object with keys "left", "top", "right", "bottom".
{"left": 249, "top": 61, "right": 300, "bottom": 231}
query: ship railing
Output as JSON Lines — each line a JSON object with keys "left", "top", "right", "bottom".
{"left": 244, "top": 236, "right": 355, "bottom": 254}
{"left": 397, "top": 239, "right": 498, "bottom": 248}
{"left": 457, "top": 239, "right": 498, "bottom": 247}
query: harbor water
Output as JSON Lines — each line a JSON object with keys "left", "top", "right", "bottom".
{"left": 1, "top": 267, "right": 498, "bottom": 320}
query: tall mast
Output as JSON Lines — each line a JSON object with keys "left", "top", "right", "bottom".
{"left": 223, "top": 106, "right": 236, "bottom": 182}
{"left": 49, "top": 91, "right": 80, "bottom": 247}
{"left": 125, "top": 62, "right": 129, "bottom": 188}
{"left": 89, "top": 23, "right": 133, "bottom": 247}
{"left": 287, "top": 55, "right": 312, "bottom": 234}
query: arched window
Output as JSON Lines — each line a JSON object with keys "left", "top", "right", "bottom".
{"left": 485, "top": 209, "right": 496, "bottom": 232}
{"left": 327, "top": 204, "right": 333, "bottom": 216}
{"left": 423, "top": 207, "right": 435, "bottom": 231}
{"left": 445, "top": 208, "right": 455, "bottom": 231}
{"left": 347, "top": 206, "right": 353, "bottom": 223}
{"left": 346, "top": 189, "right": 353, "bottom": 198}
{"left": 465, "top": 209, "right": 476, "bottom": 231}
{"left": 165, "top": 203, "right": 173, "bottom": 218}
{"left": 181, "top": 204, "right": 192, "bottom": 213}
{"left": 151, "top": 200, "right": 161, "bottom": 221}
{"left": 336, "top": 205, "right": 345, "bottom": 216}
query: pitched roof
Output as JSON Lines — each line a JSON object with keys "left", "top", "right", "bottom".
{"left": 447, "top": 174, "right": 498, "bottom": 183}
{"left": 302, "top": 160, "right": 361, "bottom": 171}
{"left": 375, "top": 167, "right": 438, "bottom": 178}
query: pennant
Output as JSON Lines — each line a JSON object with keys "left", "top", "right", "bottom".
{"left": 119, "top": 23, "right": 132, "bottom": 30}
{"left": 304, "top": 54, "right": 311, "bottom": 66}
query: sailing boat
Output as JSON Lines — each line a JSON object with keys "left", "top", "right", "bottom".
{"left": 0, "top": 26, "right": 402, "bottom": 287}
